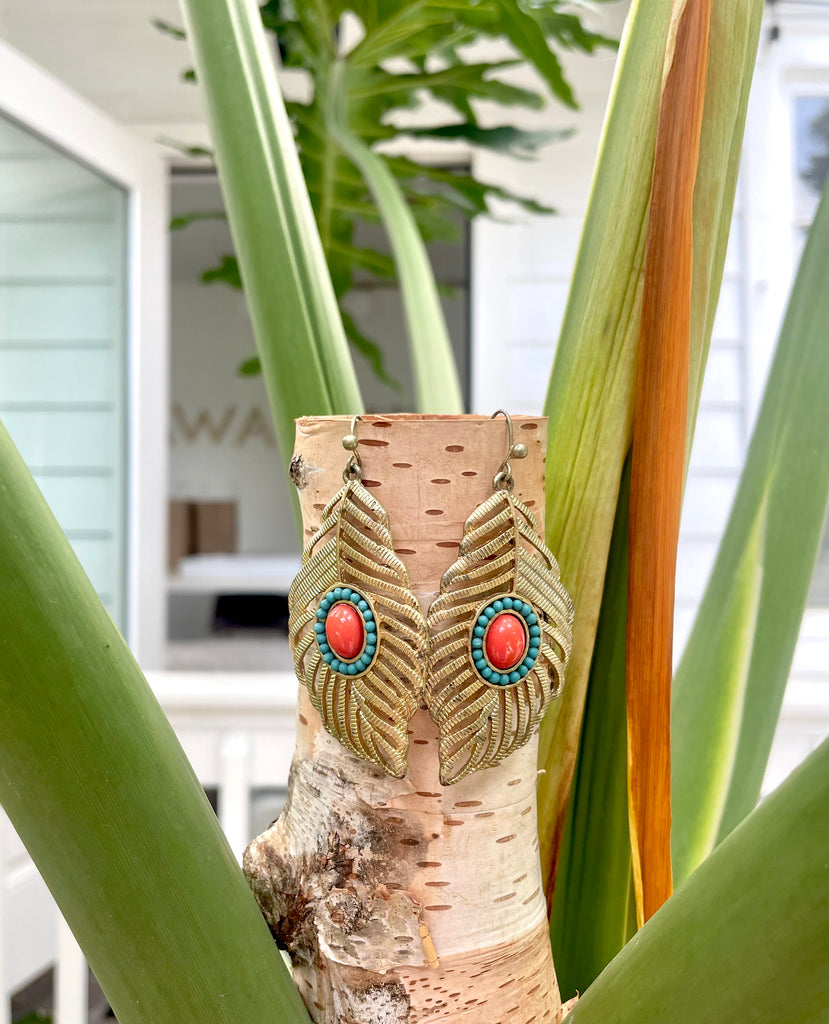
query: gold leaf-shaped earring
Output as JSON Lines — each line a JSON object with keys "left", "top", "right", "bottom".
{"left": 426, "top": 411, "right": 574, "bottom": 785}
{"left": 288, "top": 416, "right": 427, "bottom": 778}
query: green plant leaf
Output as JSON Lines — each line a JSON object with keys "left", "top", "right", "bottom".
{"left": 332, "top": 113, "right": 464, "bottom": 413}
{"left": 550, "top": 459, "right": 635, "bottom": 998}
{"left": 202, "top": 254, "right": 242, "bottom": 289}
{"left": 565, "top": 741, "right": 829, "bottom": 1023}
{"left": 0, "top": 424, "right": 311, "bottom": 1024}
{"left": 180, "top": 0, "right": 364, "bottom": 475}
{"left": 401, "top": 123, "right": 572, "bottom": 156}
{"left": 152, "top": 17, "right": 186, "bottom": 40}
{"left": 158, "top": 1, "right": 608, "bottom": 403}
{"left": 538, "top": 0, "right": 763, "bottom": 907}
{"left": 490, "top": 0, "right": 576, "bottom": 108}
{"left": 672, "top": 183, "right": 829, "bottom": 884}
{"left": 170, "top": 210, "right": 227, "bottom": 231}
{"left": 238, "top": 354, "right": 262, "bottom": 376}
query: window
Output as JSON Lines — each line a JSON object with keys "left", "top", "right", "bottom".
{"left": 793, "top": 94, "right": 829, "bottom": 229}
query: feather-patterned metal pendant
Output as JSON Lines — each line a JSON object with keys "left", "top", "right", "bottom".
{"left": 426, "top": 490, "right": 574, "bottom": 785}
{"left": 288, "top": 480, "right": 427, "bottom": 778}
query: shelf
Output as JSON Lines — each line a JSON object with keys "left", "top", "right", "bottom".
{"left": 167, "top": 552, "right": 301, "bottom": 594}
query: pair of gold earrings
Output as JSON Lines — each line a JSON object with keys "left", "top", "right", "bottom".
{"left": 287, "top": 412, "right": 574, "bottom": 785}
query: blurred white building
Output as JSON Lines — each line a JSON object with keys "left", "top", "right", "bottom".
{"left": 0, "top": 1, "right": 826, "bottom": 1020}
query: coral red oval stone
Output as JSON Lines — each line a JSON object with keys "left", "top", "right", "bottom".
{"left": 325, "top": 602, "right": 365, "bottom": 661}
{"left": 485, "top": 613, "right": 527, "bottom": 671}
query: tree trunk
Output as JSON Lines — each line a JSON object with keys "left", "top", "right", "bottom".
{"left": 244, "top": 414, "right": 563, "bottom": 1024}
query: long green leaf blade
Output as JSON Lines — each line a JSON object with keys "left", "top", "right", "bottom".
{"left": 550, "top": 461, "right": 635, "bottom": 997}
{"left": 180, "top": 0, "right": 363, "bottom": 469}
{"left": 538, "top": 0, "right": 763, "bottom": 906}
{"left": 672, "top": 184, "right": 829, "bottom": 883}
{"left": 0, "top": 426, "right": 310, "bottom": 1023}
{"left": 565, "top": 742, "right": 829, "bottom": 1024}
{"left": 332, "top": 117, "right": 463, "bottom": 413}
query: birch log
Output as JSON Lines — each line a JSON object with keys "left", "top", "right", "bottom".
{"left": 244, "top": 414, "right": 563, "bottom": 1024}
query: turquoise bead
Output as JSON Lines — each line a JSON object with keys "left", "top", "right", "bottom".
{"left": 502, "top": 597, "right": 514, "bottom": 609}
{"left": 499, "top": 673, "right": 510, "bottom": 685}
{"left": 364, "top": 610, "right": 374, "bottom": 621}
{"left": 472, "top": 637, "right": 483, "bottom": 649}
{"left": 521, "top": 602, "right": 532, "bottom": 617}
{"left": 365, "top": 620, "right": 376, "bottom": 633}
{"left": 473, "top": 625, "right": 485, "bottom": 638}
{"left": 314, "top": 622, "right": 326, "bottom": 633}
{"left": 319, "top": 643, "right": 330, "bottom": 655}
{"left": 316, "top": 610, "right": 326, "bottom": 620}
{"left": 509, "top": 671, "right": 520, "bottom": 683}
{"left": 477, "top": 615, "right": 489, "bottom": 628}
{"left": 484, "top": 606, "right": 496, "bottom": 619}
{"left": 347, "top": 663, "right": 358, "bottom": 675}
{"left": 350, "top": 593, "right": 360, "bottom": 604}
{"left": 526, "top": 613, "right": 538, "bottom": 625}
{"left": 323, "top": 652, "right": 333, "bottom": 664}
{"left": 358, "top": 599, "right": 368, "bottom": 611}
{"left": 493, "top": 599, "right": 504, "bottom": 612}
{"left": 341, "top": 587, "right": 352, "bottom": 599}
{"left": 519, "top": 665, "right": 529, "bottom": 677}
{"left": 482, "top": 667, "right": 493, "bottom": 679}
{"left": 529, "top": 624, "right": 541, "bottom": 637}
{"left": 334, "top": 588, "right": 343, "bottom": 599}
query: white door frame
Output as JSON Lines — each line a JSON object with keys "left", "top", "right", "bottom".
{"left": 0, "top": 40, "right": 168, "bottom": 669}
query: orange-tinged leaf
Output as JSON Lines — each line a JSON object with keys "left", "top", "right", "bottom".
{"left": 627, "top": 0, "right": 712, "bottom": 926}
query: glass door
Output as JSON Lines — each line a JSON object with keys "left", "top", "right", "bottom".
{"left": 0, "top": 114, "right": 129, "bottom": 629}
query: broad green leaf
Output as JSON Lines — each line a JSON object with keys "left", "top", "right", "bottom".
{"left": 400, "top": 123, "right": 572, "bottom": 156}
{"left": 348, "top": 61, "right": 545, "bottom": 110}
{"left": 491, "top": 0, "right": 576, "bottom": 107}
{"left": 550, "top": 460, "right": 635, "bottom": 998}
{"left": 671, "top": 501, "right": 765, "bottom": 877}
{"left": 672, "top": 184, "right": 829, "bottom": 883}
{"left": 0, "top": 424, "right": 310, "bottom": 1024}
{"left": 538, "top": 0, "right": 763, "bottom": 906}
{"left": 332, "top": 112, "right": 464, "bottom": 413}
{"left": 565, "top": 742, "right": 829, "bottom": 1024}
{"left": 180, "top": 0, "right": 363, "bottom": 473}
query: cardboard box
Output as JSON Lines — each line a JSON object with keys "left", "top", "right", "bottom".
{"left": 168, "top": 500, "right": 192, "bottom": 571}
{"left": 193, "top": 501, "right": 237, "bottom": 554}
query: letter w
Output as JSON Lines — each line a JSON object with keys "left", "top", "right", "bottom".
{"left": 173, "top": 404, "right": 236, "bottom": 443}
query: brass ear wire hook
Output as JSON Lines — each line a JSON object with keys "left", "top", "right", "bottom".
{"left": 490, "top": 409, "right": 528, "bottom": 492}
{"left": 342, "top": 414, "right": 363, "bottom": 482}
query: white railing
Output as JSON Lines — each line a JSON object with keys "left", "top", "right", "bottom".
{"left": 2, "top": 656, "right": 827, "bottom": 1023}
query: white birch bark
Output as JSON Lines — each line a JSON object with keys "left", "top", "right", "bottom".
{"left": 245, "top": 415, "right": 563, "bottom": 1023}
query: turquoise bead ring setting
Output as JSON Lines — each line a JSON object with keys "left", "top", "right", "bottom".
{"left": 470, "top": 595, "right": 542, "bottom": 687}
{"left": 314, "top": 586, "right": 377, "bottom": 675}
